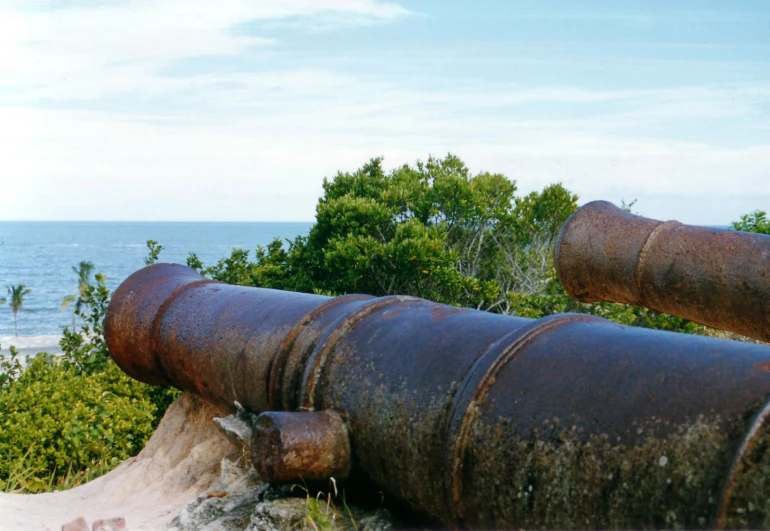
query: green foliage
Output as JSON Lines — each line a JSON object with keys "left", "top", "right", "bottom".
{"left": 306, "top": 495, "right": 339, "bottom": 531}
{"left": 0, "top": 345, "right": 21, "bottom": 388}
{"left": 733, "top": 210, "right": 770, "bottom": 235}
{"left": 0, "top": 261, "right": 180, "bottom": 493}
{"left": 144, "top": 239, "right": 164, "bottom": 265}
{"left": 201, "top": 248, "right": 252, "bottom": 286}
{"left": 507, "top": 278, "right": 708, "bottom": 335}
{"left": 297, "top": 479, "right": 379, "bottom": 531}
{"left": 59, "top": 272, "right": 112, "bottom": 374}
{"left": 186, "top": 251, "right": 204, "bottom": 271}
{"left": 191, "top": 154, "right": 578, "bottom": 311}
{"left": 300, "top": 156, "right": 579, "bottom": 310}
{"left": 57, "top": 269, "right": 180, "bottom": 422}
{"left": 0, "top": 354, "right": 156, "bottom": 491}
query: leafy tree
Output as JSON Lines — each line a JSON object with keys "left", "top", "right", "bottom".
{"left": 2, "top": 284, "right": 32, "bottom": 337}
{"left": 61, "top": 261, "right": 95, "bottom": 329}
{"left": 296, "top": 154, "right": 578, "bottom": 310}
{"left": 192, "top": 154, "right": 577, "bottom": 312}
{"left": 180, "top": 153, "right": 700, "bottom": 335}
{"left": 732, "top": 210, "right": 770, "bottom": 235}
{"left": 488, "top": 183, "right": 578, "bottom": 313}
{"left": 200, "top": 248, "right": 252, "bottom": 286}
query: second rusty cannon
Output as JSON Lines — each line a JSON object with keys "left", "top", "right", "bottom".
{"left": 105, "top": 263, "right": 770, "bottom": 529}
{"left": 555, "top": 200, "right": 770, "bottom": 342}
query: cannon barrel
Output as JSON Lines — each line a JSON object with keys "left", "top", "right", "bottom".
{"left": 106, "top": 263, "right": 770, "bottom": 529}
{"left": 555, "top": 200, "right": 770, "bottom": 342}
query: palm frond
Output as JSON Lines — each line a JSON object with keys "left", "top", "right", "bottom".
{"left": 61, "top": 294, "right": 76, "bottom": 312}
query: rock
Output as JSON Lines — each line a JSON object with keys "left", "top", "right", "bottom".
{"left": 361, "top": 512, "right": 394, "bottom": 530}
{"left": 169, "top": 489, "right": 261, "bottom": 531}
{"left": 247, "top": 494, "right": 394, "bottom": 531}
{"left": 61, "top": 517, "right": 89, "bottom": 531}
{"left": 213, "top": 402, "right": 257, "bottom": 447}
{"left": 247, "top": 498, "right": 312, "bottom": 531}
{"left": 219, "top": 455, "right": 252, "bottom": 487}
{"left": 167, "top": 455, "right": 280, "bottom": 531}
{"left": 92, "top": 517, "right": 126, "bottom": 531}
{"left": 168, "top": 479, "right": 299, "bottom": 530}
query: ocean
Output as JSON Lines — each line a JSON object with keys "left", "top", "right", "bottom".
{"left": 0, "top": 221, "right": 313, "bottom": 337}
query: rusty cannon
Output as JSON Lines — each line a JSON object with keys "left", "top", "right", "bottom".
{"left": 555, "top": 200, "right": 770, "bottom": 343}
{"left": 105, "top": 263, "right": 770, "bottom": 529}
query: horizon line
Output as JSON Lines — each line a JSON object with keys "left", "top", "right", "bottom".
{"left": 0, "top": 219, "right": 737, "bottom": 229}
{"left": 0, "top": 219, "right": 317, "bottom": 223}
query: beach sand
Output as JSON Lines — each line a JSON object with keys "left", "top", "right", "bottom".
{"left": 0, "top": 334, "right": 63, "bottom": 358}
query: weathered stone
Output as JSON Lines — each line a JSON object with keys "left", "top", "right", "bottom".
{"left": 61, "top": 517, "right": 89, "bottom": 531}
{"left": 213, "top": 402, "right": 257, "bottom": 447}
{"left": 247, "top": 498, "right": 313, "bottom": 531}
{"left": 170, "top": 490, "right": 261, "bottom": 531}
{"left": 168, "top": 454, "right": 260, "bottom": 531}
{"left": 92, "top": 517, "right": 126, "bottom": 531}
{"left": 246, "top": 495, "right": 395, "bottom": 531}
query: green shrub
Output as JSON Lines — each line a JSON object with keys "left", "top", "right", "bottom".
{"left": 0, "top": 354, "right": 156, "bottom": 491}
{"left": 56, "top": 270, "right": 180, "bottom": 429}
{"left": 0, "top": 264, "right": 180, "bottom": 493}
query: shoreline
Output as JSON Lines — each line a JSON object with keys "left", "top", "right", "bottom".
{"left": 0, "top": 334, "right": 63, "bottom": 357}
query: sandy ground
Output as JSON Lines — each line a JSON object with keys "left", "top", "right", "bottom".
{"left": 0, "top": 334, "right": 63, "bottom": 357}
{"left": 0, "top": 393, "right": 238, "bottom": 531}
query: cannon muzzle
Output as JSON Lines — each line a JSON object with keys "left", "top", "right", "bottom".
{"left": 106, "top": 263, "right": 770, "bottom": 529}
{"left": 555, "top": 200, "right": 770, "bottom": 342}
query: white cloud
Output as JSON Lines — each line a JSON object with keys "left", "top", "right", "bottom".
{"left": 0, "top": 0, "right": 410, "bottom": 99}
{"left": 0, "top": 0, "right": 768, "bottom": 225}
{"left": 2, "top": 80, "right": 768, "bottom": 224}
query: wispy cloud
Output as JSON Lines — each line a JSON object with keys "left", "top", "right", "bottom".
{"left": 3, "top": 73, "right": 767, "bottom": 221}
{"left": 0, "top": 0, "right": 411, "bottom": 100}
{"left": 0, "top": 0, "right": 767, "bottom": 224}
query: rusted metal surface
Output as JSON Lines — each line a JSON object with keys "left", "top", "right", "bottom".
{"left": 252, "top": 410, "right": 351, "bottom": 484}
{"left": 105, "top": 263, "right": 770, "bottom": 529}
{"left": 555, "top": 200, "right": 770, "bottom": 342}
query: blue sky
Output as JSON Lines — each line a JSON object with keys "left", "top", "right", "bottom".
{"left": 1, "top": 0, "right": 768, "bottom": 223}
